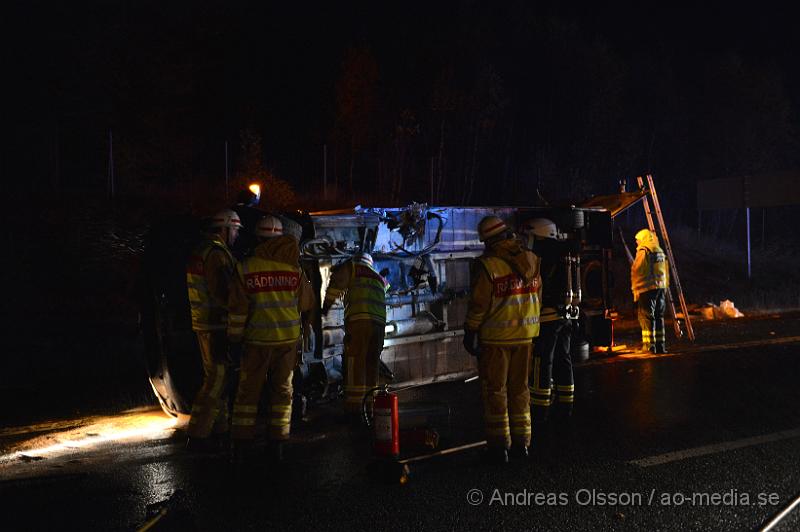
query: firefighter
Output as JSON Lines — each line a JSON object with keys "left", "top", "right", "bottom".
{"left": 631, "top": 228, "right": 669, "bottom": 354}
{"left": 521, "top": 218, "right": 575, "bottom": 423}
{"left": 464, "top": 216, "right": 541, "bottom": 463}
{"left": 228, "top": 215, "right": 314, "bottom": 462}
{"left": 321, "top": 252, "right": 389, "bottom": 423}
{"left": 185, "top": 209, "right": 243, "bottom": 451}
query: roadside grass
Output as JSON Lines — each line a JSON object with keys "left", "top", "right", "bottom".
{"left": 608, "top": 223, "right": 800, "bottom": 317}
{"left": 664, "top": 225, "right": 800, "bottom": 313}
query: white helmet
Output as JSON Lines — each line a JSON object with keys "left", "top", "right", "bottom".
{"left": 354, "top": 253, "right": 374, "bottom": 267}
{"left": 255, "top": 215, "right": 284, "bottom": 238}
{"left": 477, "top": 216, "right": 509, "bottom": 242}
{"left": 210, "top": 209, "right": 243, "bottom": 230}
{"left": 521, "top": 218, "right": 562, "bottom": 240}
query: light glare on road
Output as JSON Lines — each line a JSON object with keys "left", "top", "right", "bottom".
{"left": 1, "top": 409, "right": 177, "bottom": 461}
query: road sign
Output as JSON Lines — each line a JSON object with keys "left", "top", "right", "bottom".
{"left": 697, "top": 172, "right": 800, "bottom": 210}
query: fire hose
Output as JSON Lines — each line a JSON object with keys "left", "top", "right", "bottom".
{"left": 360, "top": 382, "right": 437, "bottom": 428}
{"left": 360, "top": 380, "right": 492, "bottom": 483}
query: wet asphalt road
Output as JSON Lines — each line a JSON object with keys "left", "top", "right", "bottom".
{"left": 2, "top": 314, "right": 800, "bottom": 531}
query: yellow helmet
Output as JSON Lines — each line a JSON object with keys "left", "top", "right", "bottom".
{"left": 635, "top": 228, "right": 658, "bottom": 246}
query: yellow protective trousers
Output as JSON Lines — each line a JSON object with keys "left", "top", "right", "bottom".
{"left": 231, "top": 343, "right": 295, "bottom": 441}
{"left": 479, "top": 343, "right": 532, "bottom": 449}
{"left": 343, "top": 320, "right": 386, "bottom": 414}
{"left": 187, "top": 331, "right": 230, "bottom": 438}
{"left": 637, "top": 288, "right": 666, "bottom": 350}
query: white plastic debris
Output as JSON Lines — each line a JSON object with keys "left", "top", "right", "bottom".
{"left": 718, "top": 299, "right": 744, "bottom": 318}
{"left": 700, "top": 300, "right": 745, "bottom": 319}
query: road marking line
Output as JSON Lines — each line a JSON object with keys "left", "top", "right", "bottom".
{"left": 629, "top": 428, "right": 800, "bottom": 467}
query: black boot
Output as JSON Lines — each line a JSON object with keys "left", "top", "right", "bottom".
{"left": 185, "top": 436, "right": 220, "bottom": 453}
{"left": 267, "top": 441, "right": 284, "bottom": 462}
{"left": 532, "top": 405, "right": 550, "bottom": 425}
{"left": 553, "top": 402, "right": 573, "bottom": 421}
{"left": 655, "top": 343, "right": 667, "bottom": 354}
{"left": 509, "top": 445, "right": 529, "bottom": 461}
{"left": 229, "top": 440, "right": 252, "bottom": 465}
{"left": 482, "top": 446, "right": 509, "bottom": 465}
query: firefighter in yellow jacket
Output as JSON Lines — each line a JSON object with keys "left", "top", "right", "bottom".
{"left": 321, "top": 252, "right": 389, "bottom": 422}
{"left": 464, "top": 216, "right": 541, "bottom": 463}
{"left": 185, "top": 209, "right": 243, "bottom": 450}
{"left": 228, "top": 215, "right": 315, "bottom": 461}
{"left": 631, "top": 228, "right": 669, "bottom": 354}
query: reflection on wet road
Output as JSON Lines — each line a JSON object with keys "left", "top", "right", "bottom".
{"left": 0, "top": 409, "right": 176, "bottom": 463}
{"left": 2, "top": 315, "right": 800, "bottom": 531}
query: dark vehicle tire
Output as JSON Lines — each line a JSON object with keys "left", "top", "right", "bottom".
{"left": 140, "top": 291, "right": 201, "bottom": 417}
{"left": 139, "top": 216, "right": 204, "bottom": 417}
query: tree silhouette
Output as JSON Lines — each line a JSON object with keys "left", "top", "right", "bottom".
{"left": 234, "top": 129, "right": 296, "bottom": 211}
{"left": 334, "top": 47, "right": 379, "bottom": 195}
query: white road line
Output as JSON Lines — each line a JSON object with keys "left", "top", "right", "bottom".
{"left": 629, "top": 428, "right": 800, "bottom": 467}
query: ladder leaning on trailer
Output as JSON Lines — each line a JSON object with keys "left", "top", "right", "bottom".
{"left": 636, "top": 174, "right": 696, "bottom": 342}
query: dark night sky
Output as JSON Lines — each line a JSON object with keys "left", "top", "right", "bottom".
{"left": 6, "top": 1, "right": 800, "bottom": 211}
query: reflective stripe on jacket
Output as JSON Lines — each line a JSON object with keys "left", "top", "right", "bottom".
{"left": 470, "top": 256, "right": 541, "bottom": 345}
{"left": 186, "top": 236, "right": 235, "bottom": 331}
{"left": 344, "top": 264, "right": 388, "bottom": 324}
{"left": 631, "top": 244, "right": 669, "bottom": 300}
{"left": 238, "top": 257, "right": 302, "bottom": 346}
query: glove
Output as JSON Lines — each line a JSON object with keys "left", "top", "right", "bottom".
{"left": 463, "top": 329, "right": 480, "bottom": 357}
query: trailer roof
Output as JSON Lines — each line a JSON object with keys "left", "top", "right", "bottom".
{"left": 579, "top": 191, "right": 648, "bottom": 218}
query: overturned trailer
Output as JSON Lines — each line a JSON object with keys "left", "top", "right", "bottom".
{"left": 139, "top": 203, "right": 616, "bottom": 417}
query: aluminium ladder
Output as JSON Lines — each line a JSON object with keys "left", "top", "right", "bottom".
{"left": 636, "top": 174, "right": 696, "bottom": 342}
